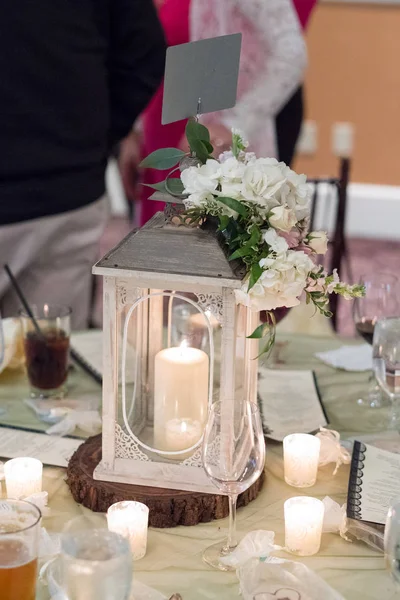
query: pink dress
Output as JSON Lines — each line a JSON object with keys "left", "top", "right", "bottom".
{"left": 293, "top": 0, "right": 318, "bottom": 29}
{"left": 139, "top": 0, "right": 190, "bottom": 226}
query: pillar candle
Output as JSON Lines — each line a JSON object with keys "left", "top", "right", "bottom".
{"left": 107, "top": 501, "right": 149, "bottom": 560}
{"left": 154, "top": 345, "right": 209, "bottom": 453}
{"left": 4, "top": 457, "right": 43, "bottom": 499}
{"left": 284, "top": 496, "right": 325, "bottom": 556}
{"left": 283, "top": 433, "right": 320, "bottom": 488}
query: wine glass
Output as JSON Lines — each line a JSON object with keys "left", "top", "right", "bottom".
{"left": 373, "top": 317, "right": 400, "bottom": 430}
{"left": 202, "top": 401, "right": 266, "bottom": 571}
{"left": 60, "top": 524, "right": 133, "bottom": 600}
{"left": 385, "top": 498, "right": 400, "bottom": 590}
{"left": 353, "top": 273, "right": 399, "bottom": 408}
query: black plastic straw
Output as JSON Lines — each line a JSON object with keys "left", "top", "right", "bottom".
{"left": 4, "top": 264, "right": 45, "bottom": 340}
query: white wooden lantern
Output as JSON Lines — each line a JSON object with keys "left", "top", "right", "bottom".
{"left": 93, "top": 210, "right": 260, "bottom": 493}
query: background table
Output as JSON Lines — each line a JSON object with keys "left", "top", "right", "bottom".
{"left": 0, "top": 332, "right": 397, "bottom": 600}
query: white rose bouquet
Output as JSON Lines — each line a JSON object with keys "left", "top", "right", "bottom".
{"left": 140, "top": 121, "right": 364, "bottom": 354}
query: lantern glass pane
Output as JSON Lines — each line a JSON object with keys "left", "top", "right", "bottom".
{"left": 115, "top": 289, "right": 217, "bottom": 460}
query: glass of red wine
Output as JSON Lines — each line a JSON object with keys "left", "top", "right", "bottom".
{"left": 353, "top": 273, "right": 399, "bottom": 408}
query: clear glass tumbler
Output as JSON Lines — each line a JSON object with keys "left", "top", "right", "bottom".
{"left": 20, "top": 304, "right": 71, "bottom": 399}
{"left": 0, "top": 499, "right": 41, "bottom": 600}
{"left": 60, "top": 527, "right": 133, "bottom": 600}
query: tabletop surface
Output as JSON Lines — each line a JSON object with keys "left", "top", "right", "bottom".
{"left": 0, "top": 331, "right": 397, "bottom": 600}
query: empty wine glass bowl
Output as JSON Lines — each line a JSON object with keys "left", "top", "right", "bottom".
{"left": 373, "top": 317, "right": 400, "bottom": 430}
{"left": 202, "top": 401, "right": 266, "bottom": 571}
{"left": 353, "top": 273, "right": 399, "bottom": 409}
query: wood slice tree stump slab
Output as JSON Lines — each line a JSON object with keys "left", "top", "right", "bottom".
{"left": 66, "top": 434, "right": 265, "bottom": 528}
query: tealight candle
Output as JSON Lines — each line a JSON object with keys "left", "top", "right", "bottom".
{"left": 164, "top": 418, "right": 203, "bottom": 452}
{"left": 284, "top": 496, "right": 325, "bottom": 556}
{"left": 4, "top": 457, "right": 43, "bottom": 499}
{"left": 283, "top": 433, "right": 320, "bottom": 488}
{"left": 107, "top": 501, "right": 149, "bottom": 560}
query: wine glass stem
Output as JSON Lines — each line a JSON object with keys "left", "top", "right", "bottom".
{"left": 227, "top": 494, "right": 238, "bottom": 551}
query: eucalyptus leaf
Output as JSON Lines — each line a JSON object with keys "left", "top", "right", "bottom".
{"left": 217, "top": 197, "right": 248, "bottom": 218}
{"left": 165, "top": 178, "right": 185, "bottom": 195}
{"left": 139, "top": 148, "right": 186, "bottom": 170}
{"left": 247, "top": 322, "right": 271, "bottom": 339}
{"left": 142, "top": 181, "right": 166, "bottom": 192}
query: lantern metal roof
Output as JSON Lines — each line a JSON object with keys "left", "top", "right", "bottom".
{"left": 93, "top": 212, "right": 246, "bottom": 288}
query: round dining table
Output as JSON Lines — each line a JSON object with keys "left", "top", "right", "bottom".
{"left": 0, "top": 331, "right": 397, "bottom": 600}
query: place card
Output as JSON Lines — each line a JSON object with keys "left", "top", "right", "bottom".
{"left": 257, "top": 369, "right": 328, "bottom": 442}
{"left": 0, "top": 425, "right": 82, "bottom": 467}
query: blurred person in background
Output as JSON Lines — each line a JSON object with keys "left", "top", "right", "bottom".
{"left": 120, "top": 0, "right": 307, "bottom": 226}
{"left": 276, "top": 0, "right": 318, "bottom": 166}
{"left": 0, "top": 0, "right": 165, "bottom": 328}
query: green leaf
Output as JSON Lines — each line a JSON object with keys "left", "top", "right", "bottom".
{"left": 247, "top": 322, "right": 271, "bottom": 339}
{"left": 217, "top": 197, "right": 248, "bottom": 217}
{"left": 229, "top": 244, "right": 255, "bottom": 261}
{"left": 218, "top": 215, "right": 230, "bottom": 231}
{"left": 142, "top": 181, "right": 166, "bottom": 192}
{"left": 190, "top": 139, "right": 211, "bottom": 163}
{"left": 165, "top": 178, "right": 185, "bottom": 195}
{"left": 139, "top": 148, "right": 186, "bottom": 170}
{"left": 185, "top": 119, "right": 211, "bottom": 145}
{"left": 248, "top": 263, "right": 263, "bottom": 290}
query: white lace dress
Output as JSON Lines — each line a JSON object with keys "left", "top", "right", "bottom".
{"left": 190, "top": 0, "right": 307, "bottom": 158}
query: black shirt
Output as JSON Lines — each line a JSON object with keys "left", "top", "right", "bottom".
{"left": 0, "top": 0, "right": 165, "bottom": 224}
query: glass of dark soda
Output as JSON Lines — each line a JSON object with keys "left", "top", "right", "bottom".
{"left": 20, "top": 304, "right": 71, "bottom": 399}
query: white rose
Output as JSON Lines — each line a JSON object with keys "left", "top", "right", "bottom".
{"left": 241, "top": 160, "right": 286, "bottom": 208}
{"left": 262, "top": 228, "right": 288, "bottom": 255}
{"left": 180, "top": 159, "right": 221, "bottom": 195}
{"left": 308, "top": 231, "right": 328, "bottom": 255}
{"left": 269, "top": 206, "right": 298, "bottom": 232}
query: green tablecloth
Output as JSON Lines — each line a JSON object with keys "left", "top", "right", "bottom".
{"left": 0, "top": 332, "right": 396, "bottom": 600}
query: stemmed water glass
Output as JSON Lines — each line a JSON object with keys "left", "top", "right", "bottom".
{"left": 353, "top": 273, "right": 399, "bottom": 408}
{"left": 202, "top": 401, "right": 266, "bottom": 571}
{"left": 373, "top": 317, "right": 400, "bottom": 430}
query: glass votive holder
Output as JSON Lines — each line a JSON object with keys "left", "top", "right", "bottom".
{"left": 4, "top": 457, "right": 43, "bottom": 499}
{"left": 283, "top": 433, "right": 321, "bottom": 488}
{"left": 284, "top": 496, "right": 325, "bottom": 556}
{"left": 107, "top": 501, "right": 149, "bottom": 561}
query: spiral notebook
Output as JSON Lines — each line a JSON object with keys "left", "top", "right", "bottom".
{"left": 347, "top": 441, "right": 400, "bottom": 525}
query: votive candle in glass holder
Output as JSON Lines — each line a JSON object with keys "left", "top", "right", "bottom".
{"left": 283, "top": 433, "right": 320, "bottom": 488}
{"left": 4, "top": 457, "right": 43, "bottom": 499}
{"left": 284, "top": 496, "right": 325, "bottom": 556}
{"left": 107, "top": 501, "right": 149, "bottom": 560}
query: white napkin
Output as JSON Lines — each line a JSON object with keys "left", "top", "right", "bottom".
{"left": 221, "top": 531, "right": 345, "bottom": 600}
{"left": 316, "top": 428, "right": 351, "bottom": 475}
{"left": 315, "top": 344, "right": 372, "bottom": 371}
{"left": 25, "top": 396, "right": 101, "bottom": 437}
